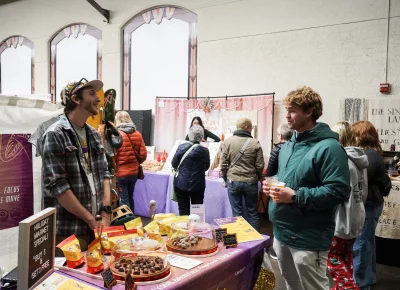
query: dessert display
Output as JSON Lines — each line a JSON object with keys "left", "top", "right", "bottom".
{"left": 141, "top": 160, "right": 164, "bottom": 172}
{"left": 110, "top": 256, "right": 170, "bottom": 282}
{"left": 110, "top": 237, "right": 170, "bottom": 283}
{"left": 167, "top": 222, "right": 218, "bottom": 255}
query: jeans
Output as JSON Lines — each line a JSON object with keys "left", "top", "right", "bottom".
{"left": 353, "top": 202, "right": 384, "bottom": 290}
{"left": 116, "top": 176, "right": 138, "bottom": 213}
{"left": 227, "top": 181, "right": 259, "bottom": 231}
{"left": 175, "top": 186, "right": 204, "bottom": 216}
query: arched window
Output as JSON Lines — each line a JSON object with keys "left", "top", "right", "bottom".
{"left": 0, "top": 36, "right": 34, "bottom": 94}
{"left": 122, "top": 6, "right": 198, "bottom": 110}
{"left": 50, "top": 23, "right": 102, "bottom": 102}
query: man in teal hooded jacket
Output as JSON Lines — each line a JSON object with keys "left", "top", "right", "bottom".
{"left": 263, "top": 86, "right": 350, "bottom": 290}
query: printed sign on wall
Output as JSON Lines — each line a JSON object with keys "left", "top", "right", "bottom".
{"left": 368, "top": 98, "right": 400, "bottom": 151}
{"left": 0, "top": 134, "right": 33, "bottom": 230}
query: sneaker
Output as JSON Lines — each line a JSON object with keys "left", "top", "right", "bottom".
{"left": 269, "top": 248, "right": 277, "bottom": 260}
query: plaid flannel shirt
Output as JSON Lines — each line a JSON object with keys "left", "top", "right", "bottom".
{"left": 42, "top": 114, "right": 110, "bottom": 236}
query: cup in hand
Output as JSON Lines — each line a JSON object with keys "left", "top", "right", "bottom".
{"left": 265, "top": 177, "right": 285, "bottom": 202}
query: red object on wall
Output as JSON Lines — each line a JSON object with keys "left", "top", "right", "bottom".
{"left": 380, "top": 83, "right": 391, "bottom": 93}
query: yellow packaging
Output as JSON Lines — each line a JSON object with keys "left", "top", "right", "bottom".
{"left": 86, "top": 237, "right": 104, "bottom": 274}
{"left": 94, "top": 226, "right": 124, "bottom": 254}
{"left": 107, "top": 229, "right": 138, "bottom": 250}
{"left": 56, "top": 234, "right": 85, "bottom": 268}
{"left": 144, "top": 220, "right": 162, "bottom": 242}
{"left": 124, "top": 217, "right": 144, "bottom": 237}
{"left": 161, "top": 216, "right": 189, "bottom": 238}
{"left": 153, "top": 213, "right": 176, "bottom": 235}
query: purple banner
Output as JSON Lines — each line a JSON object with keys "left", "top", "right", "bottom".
{"left": 0, "top": 134, "right": 33, "bottom": 230}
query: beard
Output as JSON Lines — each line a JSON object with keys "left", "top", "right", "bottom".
{"left": 82, "top": 100, "right": 99, "bottom": 116}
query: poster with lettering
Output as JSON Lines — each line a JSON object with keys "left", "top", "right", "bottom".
{"left": 0, "top": 134, "right": 33, "bottom": 230}
{"left": 368, "top": 98, "right": 400, "bottom": 151}
{"left": 375, "top": 180, "right": 400, "bottom": 239}
{"left": 18, "top": 208, "right": 56, "bottom": 290}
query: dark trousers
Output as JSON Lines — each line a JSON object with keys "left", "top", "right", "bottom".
{"left": 116, "top": 175, "right": 138, "bottom": 213}
{"left": 175, "top": 186, "right": 204, "bottom": 216}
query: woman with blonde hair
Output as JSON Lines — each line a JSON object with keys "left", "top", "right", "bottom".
{"left": 327, "top": 121, "right": 368, "bottom": 290}
{"left": 114, "top": 111, "right": 147, "bottom": 212}
{"left": 352, "top": 120, "right": 390, "bottom": 290}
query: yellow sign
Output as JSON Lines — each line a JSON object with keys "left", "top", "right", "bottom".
{"left": 34, "top": 272, "right": 98, "bottom": 290}
{"left": 214, "top": 216, "right": 264, "bottom": 243}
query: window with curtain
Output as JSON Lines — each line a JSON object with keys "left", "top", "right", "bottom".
{"left": 122, "top": 6, "right": 198, "bottom": 110}
{"left": 0, "top": 36, "right": 34, "bottom": 95}
{"left": 50, "top": 24, "right": 102, "bottom": 102}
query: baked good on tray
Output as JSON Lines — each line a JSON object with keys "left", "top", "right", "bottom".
{"left": 166, "top": 234, "right": 218, "bottom": 255}
{"left": 110, "top": 256, "right": 170, "bottom": 281}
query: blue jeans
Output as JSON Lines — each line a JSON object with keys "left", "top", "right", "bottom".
{"left": 227, "top": 181, "right": 259, "bottom": 231}
{"left": 353, "top": 202, "right": 383, "bottom": 289}
{"left": 116, "top": 176, "right": 138, "bottom": 213}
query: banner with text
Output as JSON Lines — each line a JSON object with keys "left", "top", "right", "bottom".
{"left": 368, "top": 98, "right": 400, "bottom": 151}
{"left": 0, "top": 134, "right": 33, "bottom": 230}
{"left": 375, "top": 180, "right": 400, "bottom": 239}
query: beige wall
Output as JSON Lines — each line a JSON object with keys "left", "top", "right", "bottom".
{"left": 0, "top": 0, "right": 399, "bottom": 140}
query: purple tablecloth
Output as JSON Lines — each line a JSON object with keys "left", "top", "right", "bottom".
{"left": 57, "top": 235, "right": 271, "bottom": 290}
{"left": 133, "top": 171, "right": 171, "bottom": 217}
{"left": 165, "top": 177, "right": 233, "bottom": 223}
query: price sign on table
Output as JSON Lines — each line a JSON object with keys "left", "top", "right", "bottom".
{"left": 222, "top": 233, "right": 238, "bottom": 248}
{"left": 215, "top": 228, "right": 227, "bottom": 242}
{"left": 18, "top": 207, "right": 56, "bottom": 289}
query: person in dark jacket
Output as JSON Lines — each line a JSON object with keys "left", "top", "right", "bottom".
{"left": 185, "top": 116, "right": 220, "bottom": 142}
{"left": 266, "top": 123, "right": 293, "bottom": 177}
{"left": 352, "top": 120, "right": 388, "bottom": 290}
{"left": 173, "top": 125, "right": 210, "bottom": 215}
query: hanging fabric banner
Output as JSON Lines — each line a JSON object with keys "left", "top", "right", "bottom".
{"left": 368, "top": 98, "right": 400, "bottom": 151}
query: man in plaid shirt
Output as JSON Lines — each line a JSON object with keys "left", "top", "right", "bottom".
{"left": 41, "top": 78, "right": 111, "bottom": 254}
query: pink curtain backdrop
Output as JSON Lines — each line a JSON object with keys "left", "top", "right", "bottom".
{"left": 154, "top": 95, "right": 274, "bottom": 156}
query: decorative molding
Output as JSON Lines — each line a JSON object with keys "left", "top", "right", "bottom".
{"left": 122, "top": 6, "right": 198, "bottom": 109}
{"left": 49, "top": 23, "right": 102, "bottom": 102}
{"left": 0, "top": 35, "right": 35, "bottom": 94}
{"left": 152, "top": 8, "right": 164, "bottom": 24}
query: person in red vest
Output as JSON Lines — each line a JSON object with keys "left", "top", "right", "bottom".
{"left": 114, "top": 111, "right": 147, "bottom": 212}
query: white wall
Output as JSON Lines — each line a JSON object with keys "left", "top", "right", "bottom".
{"left": 1, "top": 0, "right": 399, "bottom": 141}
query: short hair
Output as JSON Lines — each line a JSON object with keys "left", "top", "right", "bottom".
{"left": 332, "top": 121, "right": 356, "bottom": 147}
{"left": 64, "top": 90, "right": 83, "bottom": 114}
{"left": 188, "top": 125, "right": 204, "bottom": 143}
{"left": 115, "top": 111, "right": 133, "bottom": 127}
{"left": 277, "top": 123, "right": 293, "bottom": 141}
{"left": 284, "top": 86, "right": 323, "bottom": 121}
{"left": 236, "top": 118, "right": 252, "bottom": 130}
{"left": 352, "top": 120, "right": 382, "bottom": 154}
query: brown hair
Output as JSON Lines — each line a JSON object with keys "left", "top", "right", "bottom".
{"left": 352, "top": 120, "right": 382, "bottom": 154}
{"left": 284, "top": 86, "right": 323, "bottom": 121}
{"left": 332, "top": 121, "right": 356, "bottom": 147}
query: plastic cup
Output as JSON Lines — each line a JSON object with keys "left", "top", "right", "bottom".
{"left": 265, "top": 178, "right": 285, "bottom": 202}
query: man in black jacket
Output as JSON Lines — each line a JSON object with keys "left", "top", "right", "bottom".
{"left": 266, "top": 123, "right": 293, "bottom": 177}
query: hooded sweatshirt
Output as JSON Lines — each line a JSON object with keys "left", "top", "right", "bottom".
{"left": 115, "top": 122, "right": 147, "bottom": 178}
{"left": 269, "top": 122, "right": 351, "bottom": 251}
{"left": 335, "top": 147, "right": 369, "bottom": 239}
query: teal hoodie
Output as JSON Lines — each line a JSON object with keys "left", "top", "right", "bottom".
{"left": 269, "top": 122, "right": 351, "bottom": 251}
